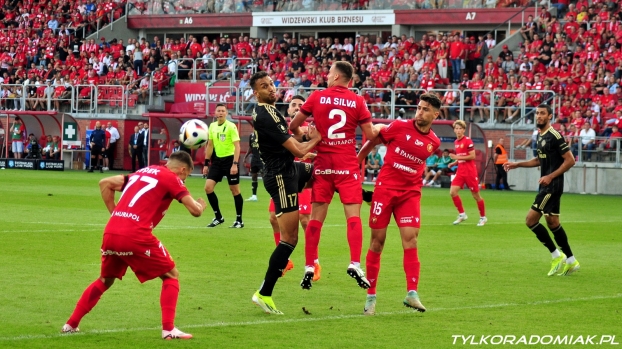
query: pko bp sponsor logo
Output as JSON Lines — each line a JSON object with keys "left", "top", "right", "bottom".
{"left": 315, "top": 169, "right": 350, "bottom": 175}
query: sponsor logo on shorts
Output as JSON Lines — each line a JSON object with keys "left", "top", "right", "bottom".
{"left": 113, "top": 211, "right": 140, "bottom": 222}
{"left": 101, "top": 249, "right": 134, "bottom": 256}
{"left": 314, "top": 169, "right": 350, "bottom": 175}
{"left": 371, "top": 216, "right": 377, "bottom": 223}
{"left": 400, "top": 216, "right": 413, "bottom": 224}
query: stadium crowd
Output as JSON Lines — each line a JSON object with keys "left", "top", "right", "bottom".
{"left": 126, "top": 0, "right": 531, "bottom": 14}
{"left": 0, "top": 0, "right": 621, "bottom": 150}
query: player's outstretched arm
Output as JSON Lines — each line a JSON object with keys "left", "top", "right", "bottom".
{"left": 504, "top": 157, "right": 540, "bottom": 172}
{"left": 358, "top": 138, "right": 382, "bottom": 163}
{"left": 181, "top": 196, "right": 207, "bottom": 217}
{"left": 289, "top": 110, "right": 309, "bottom": 135}
{"left": 282, "top": 125, "right": 321, "bottom": 158}
{"left": 360, "top": 122, "right": 384, "bottom": 142}
{"left": 99, "top": 175, "right": 126, "bottom": 214}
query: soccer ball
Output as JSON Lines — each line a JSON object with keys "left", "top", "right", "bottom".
{"left": 179, "top": 119, "right": 208, "bottom": 149}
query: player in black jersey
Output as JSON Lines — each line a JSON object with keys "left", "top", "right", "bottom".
{"left": 504, "top": 104, "right": 580, "bottom": 276}
{"left": 249, "top": 71, "right": 321, "bottom": 314}
{"left": 244, "top": 130, "right": 263, "bottom": 202}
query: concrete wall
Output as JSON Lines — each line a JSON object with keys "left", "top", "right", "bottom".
{"left": 86, "top": 16, "right": 139, "bottom": 43}
{"left": 508, "top": 165, "right": 622, "bottom": 195}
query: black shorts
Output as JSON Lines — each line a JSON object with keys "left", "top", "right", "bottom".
{"left": 530, "top": 189, "right": 562, "bottom": 216}
{"left": 91, "top": 145, "right": 105, "bottom": 157}
{"left": 263, "top": 161, "right": 313, "bottom": 216}
{"left": 250, "top": 162, "right": 263, "bottom": 175}
{"left": 207, "top": 157, "right": 240, "bottom": 185}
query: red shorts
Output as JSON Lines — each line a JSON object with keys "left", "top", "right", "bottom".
{"left": 451, "top": 172, "right": 480, "bottom": 192}
{"left": 369, "top": 188, "right": 421, "bottom": 229}
{"left": 100, "top": 234, "right": 175, "bottom": 283}
{"left": 268, "top": 188, "right": 312, "bottom": 214}
{"left": 311, "top": 155, "right": 362, "bottom": 204}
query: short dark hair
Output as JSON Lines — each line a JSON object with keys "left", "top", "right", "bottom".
{"left": 334, "top": 61, "right": 354, "bottom": 81}
{"left": 291, "top": 95, "right": 306, "bottom": 102}
{"left": 250, "top": 71, "right": 269, "bottom": 90}
{"left": 420, "top": 93, "right": 442, "bottom": 110}
{"left": 168, "top": 150, "right": 194, "bottom": 170}
{"left": 215, "top": 103, "right": 227, "bottom": 109}
{"left": 537, "top": 103, "right": 553, "bottom": 115}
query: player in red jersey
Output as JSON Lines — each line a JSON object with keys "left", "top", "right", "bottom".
{"left": 61, "top": 152, "right": 207, "bottom": 340}
{"left": 449, "top": 120, "right": 487, "bottom": 226}
{"left": 267, "top": 95, "right": 316, "bottom": 276}
{"left": 290, "top": 61, "right": 378, "bottom": 290}
{"left": 357, "top": 93, "right": 441, "bottom": 315}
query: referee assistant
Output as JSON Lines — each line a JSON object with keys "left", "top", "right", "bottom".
{"left": 88, "top": 121, "right": 106, "bottom": 173}
{"left": 202, "top": 104, "right": 244, "bottom": 228}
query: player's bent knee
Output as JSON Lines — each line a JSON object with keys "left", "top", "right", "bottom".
{"left": 160, "top": 268, "right": 179, "bottom": 280}
{"left": 99, "top": 277, "right": 116, "bottom": 288}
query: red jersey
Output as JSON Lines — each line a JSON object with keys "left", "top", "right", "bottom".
{"left": 104, "top": 166, "right": 190, "bottom": 243}
{"left": 376, "top": 120, "right": 441, "bottom": 191}
{"left": 454, "top": 136, "right": 477, "bottom": 175}
{"left": 299, "top": 85, "right": 371, "bottom": 156}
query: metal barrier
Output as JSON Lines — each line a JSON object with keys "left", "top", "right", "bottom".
{"left": 205, "top": 84, "right": 240, "bottom": 116}
{"left": 73, "top": 84, "right": 98, "bottom": 114}
{"left": 97, "top": 85, "right": 128, "bottom": 114}
{"left": 392, "top": 88, "right": 429, "bottom": 119}
{"left": 429, "top": 88, "right": 463, "bottom": 120}
{"left": 360, "top": 88, "right": 396, "bottom": 119}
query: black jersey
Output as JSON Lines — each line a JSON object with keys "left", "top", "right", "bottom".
{"left": 249, "top": 132, "right": 262, "bottom": 166}
{"left": 537, "top": 127, "right": 570, "bottom": 193}
{"left": 253, "top": 103, "right": 294, "bottom": 175}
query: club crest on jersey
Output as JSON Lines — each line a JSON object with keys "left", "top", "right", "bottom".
{"left": 219, "top": 133, "right": 226, "bottom": 142}
{"left": 427, "top": 144, "right": 433, "bottom": 152}
{"left": 541, "top": 139, "right": 546, "bottom": 147}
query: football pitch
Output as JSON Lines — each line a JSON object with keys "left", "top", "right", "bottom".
{"left": 1, "top": 170, "right": 621, "bottom": 348}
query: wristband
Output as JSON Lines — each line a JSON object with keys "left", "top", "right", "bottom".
{"left": 204, "top": 159, "right": 210, "bottom": 166}
{"left": 233, "top": 161, "right": 239, "bottom": 165}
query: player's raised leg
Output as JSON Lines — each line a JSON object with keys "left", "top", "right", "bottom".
{"left": 344, "top": 203, "right": 370, "bottom": 289}
{"left": 302, "top": 202, "right": 328, "bottom": 290}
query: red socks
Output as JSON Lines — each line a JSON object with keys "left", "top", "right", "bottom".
{"left": 477, "top": 199, "right": 486, "bottom": 217}
{"left": 346, "top": 217, "right": 363, "bottom": 264}
{"left": 273, "top": 232, "right": 280, "bottom": 246}
{"left": 365, "top": 249, "right": 381, "bottom": 295}
{"left": 452, "top": 195, "right": 464, "bottom": 214}
{"left": 67, "top": 279, "right": 109, "bottom": 328}
{"left": 161, "top": 278, "right": 179, "bottom": 331}
{"left": 304, "top": 220, "right": 323, "bottom": 266}
{"left": 404, "top": 248, "right": 420, "bottom": 292}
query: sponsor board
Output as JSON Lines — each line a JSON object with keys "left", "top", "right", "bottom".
{"left": 253, "top": 10, "right": 395, "bottom": 27}
{"left": 174, "top": 82, "right": 233, "bottom": 114}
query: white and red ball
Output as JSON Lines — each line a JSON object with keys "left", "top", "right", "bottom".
{"left": 179, "top": 119, "right": 208, "bottom": 149}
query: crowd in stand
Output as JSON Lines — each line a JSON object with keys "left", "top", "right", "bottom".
{"left": 127, "top": 0, "right": 530, "bottom": 14}
{"left": 0, "top": 0, "right": 621, "bottom": 152}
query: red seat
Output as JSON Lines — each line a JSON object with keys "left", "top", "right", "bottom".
{"left": 193, "top": 146, "right": 206, "bottom": 168}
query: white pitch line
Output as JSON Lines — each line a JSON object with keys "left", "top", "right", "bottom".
{"left": 2, "top": 219, "right": 621, "bottom": 234}
{"left": 1, "top": 293, "right": 620, "bottom": 342}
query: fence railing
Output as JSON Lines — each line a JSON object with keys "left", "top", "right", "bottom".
{"left": 507, "top": 133, "right": 621, "bottom": 167}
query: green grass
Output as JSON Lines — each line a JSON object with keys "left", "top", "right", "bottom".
{"left": 0, "top": 170, "right": 621, "bottom": 348}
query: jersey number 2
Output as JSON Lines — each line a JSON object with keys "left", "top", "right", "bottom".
{"left": 120, "top": 176, "right": 159, "bottom": 207}
{"left": 327, "top": 109, "right": 346, "bottom": 139}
